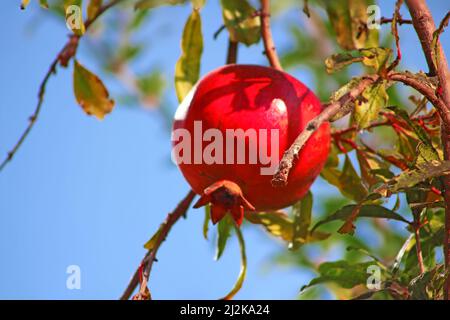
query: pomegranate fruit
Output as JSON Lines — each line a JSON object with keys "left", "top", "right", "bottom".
{"left": 172, "top": 64, "right": 330, "bottom": 226}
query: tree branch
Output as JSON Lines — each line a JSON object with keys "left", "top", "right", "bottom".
{"left": 272, "top": 75, "right": 379, "bottom": 186}
{"left": 405, "top": 0, "right": 450, "bottom": 299}
{"left": 0, "top": 0, "right": 124, "bottom": 173}
{"left": 120, "top": 190, "right": 196, "bottom": 300}
{"left": 260, "top": 0, "right": 282, "bottom": 70}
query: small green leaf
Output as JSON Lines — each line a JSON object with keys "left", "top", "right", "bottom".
{"left": 203, "top": 205, "right": 210, "bottom": 240}
{"left": 144, "top": 226, "right": 163, "bottom": 250}
{"left": 215, "top": 215, "right": 232, "bottom": 260}
{"left": 221, "top": 225, "right": 247, "bottom": 300}
{"left": 39, "top": 0, "right": 49, "bottom": 9}
{"left": 246, "top": 211, "right": 329, "bottom": 245}
{"left": 374, "top": 160, "right": 450, "bottom": 195}
{"left": 301, "top": 260, "right": 382, "bottom": 291}
{"left": 353, "top": 81, "right": 388, "bottom": 129}
{"left": 325, "top": 48, "right": 391, "bottom": 74}
{"left": 220, "top": 0, "right": 260, "bottom": 46}
{"left": 175, "top": 9, "right": 203, "bottom": 102}
{"left": 323, "top": 0, "right": 378, "bottom": 50}
{"left": 73, "top": 60, "right": 115, "bottom": 119}
{"left": 291, "top": 191, "right": 313, "bottom": 250}
{"left": 312, "top": 204, "right": 410, "bottom": 232}
{"left": 339, "top": 155, "right": 368, "bottom": 201}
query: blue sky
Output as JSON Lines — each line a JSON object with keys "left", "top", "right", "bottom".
{"left": 0, "top": 0, "right": 449, "bottom": 299}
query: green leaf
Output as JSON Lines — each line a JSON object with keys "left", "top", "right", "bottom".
{"left": 325, "top": 52, "right": 364, "bottom": 74}
{"left": 175, "top": 9, "right": 203, "bottom": 102}
{"left": 353, "top": 81, "right": 388, "bottom": 129}
{"left": 39, "top": 0, "right": 49, "bottom": 9}
{"left": 374, "top": 160, "right": 450, "bottom": 196}
{"left": 387, "top": 106, "right": 439, "bottom": 163}
{"left": 340, "top": 155, "right": 368, "bottom": 201}
{"left": 246, "top": 211, "right": 329, "bottom": 246}
{"left": 301, "top": 260, "right": 382, "bottom": 291}
{"left": 215, "top": 215, "right": 232, "bottom": 260}
{"left": 312, "top": 204, "right": 410, "bottom": 232}
{"left": 408, "top": 264, "right": 446, "bottom": 300}
{"left": 221, "top": 225, "right": 247, "bottom": 300}
{"left": 322, "top": 0, "right": 378, "bottom": 50}
{"left": 87, "top": 0, "right": 102, "bottom": 20}
{"left": 144, "top": 225, "right": 163, "bottom": 250}
{"left": 325, "top": 48, "right": 391, "bottom": 74}
{"left": 328, "top": 77, "right": 363, "bottom": 121}
{"left": 291, "top": 191, "right": 313, "bottom": 250}
{"left": 359, "top": 48, "right": 391, "bottom": 72}
{"left": 203, "top": 205, "right": 210, "bottom": 240}
{"left": 73, "top": 60, "right": 115, "bottom": 119}
{"left": 220, "top": 0, "right": 260, "bottom": 46}
{"left": 137, "top": 70, "right": 166, "bottom": 100}
{"left": 135, "top": 0, "right": 187, "bottom": 10}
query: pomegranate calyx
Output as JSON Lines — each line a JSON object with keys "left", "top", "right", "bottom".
{"left": 193, "top": 180, "right": 255, "bottom": 226}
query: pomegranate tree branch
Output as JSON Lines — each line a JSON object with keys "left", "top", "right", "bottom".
{"left": 0, "top": 0, "right": 124, "bottom": 173}
{"left": 405, "top": 0, "right": 450, "bottom": 299}
{"left": 272, "top": 75, "right": 379, "bottom": 186}
{"left": 120, "top": 190, "right": 196, "bottom": 300}
{"left": 260, "top": 0, "right": 282, "bottom": 70}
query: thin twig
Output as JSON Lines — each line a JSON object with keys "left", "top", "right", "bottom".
{"left": 379, "top": 17, "right": 412, "bottom": 25}
{"left": 120, "top": 190, "right": 196, "bottom": 300}
{"left": 271, "top": 75, "right": 379, "bottom": 186}
{"left": 0, "top": 0, "right": 124, "bottom": 173}
{"left": 260, "top": 0, "right": 282, "bottom": 70}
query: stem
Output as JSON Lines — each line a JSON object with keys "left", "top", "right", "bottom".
{"left": 260, "top": 0, "right": 282, "bottom": 70}
{"left": 120, "top": 190, "right": 196, "bottom": 300}
{"left": 405, "top": 0, "right": 450, "bottom": 299}
{"left": 226, "top": 40, "right": 238, "bottom": 65}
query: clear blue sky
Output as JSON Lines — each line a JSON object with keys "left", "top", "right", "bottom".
{"left": 0, "top": 0, "right": 448, "bottom": 299}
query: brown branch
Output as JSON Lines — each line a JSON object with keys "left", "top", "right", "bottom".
{"left": 0, "top": 0, "right": 124, "bottom": 173}
{"left": 260, "top": 0, "right": 282, "bottom": 70}
{"left": 405, "top": 0, "right": 450, "bottom": 299}
{"left": 120, "top": 190, "right": 196, "bottom": 300}
{"left": 226, "top": 40, "right": 238, "bottom": 65}
{"left": 379, "top": 17, "right": 412, "bottom": 25}
{"left": 272, "top": 75, "right": 379, "bottom": 186}
{"left": 388, "top": 71, "right": 446, "bottom": 111}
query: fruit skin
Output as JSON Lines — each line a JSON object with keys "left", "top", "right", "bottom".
{"left": 173, "top": 64, "right": 330, "bottom": 223}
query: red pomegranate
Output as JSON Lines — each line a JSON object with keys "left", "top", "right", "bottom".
{"left": 172, "top": 64, "right": 330, "bottom": 226}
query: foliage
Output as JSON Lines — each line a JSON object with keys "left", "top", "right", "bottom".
{"left": 14, "top": 0, "right": 450, "bottom": 300}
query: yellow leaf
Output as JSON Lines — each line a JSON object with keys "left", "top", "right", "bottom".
{"left": 175, "top": 9, "right": 203, "bottom": 102}
{"left": 20, "top": 0, "right": 30, "bottom": 10}
{"left": 73, "top": 60, "right": 115, "bottom": 119}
